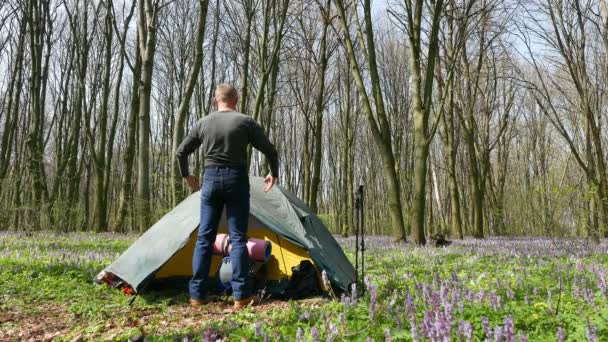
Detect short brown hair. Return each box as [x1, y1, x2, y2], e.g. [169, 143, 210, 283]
[215, 83, 238, 103]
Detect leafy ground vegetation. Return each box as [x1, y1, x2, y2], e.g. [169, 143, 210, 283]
[1, 232, 608, 341]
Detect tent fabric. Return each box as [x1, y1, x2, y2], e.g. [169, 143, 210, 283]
[103, 177, 355, 293]
[153, 217, 314, 282]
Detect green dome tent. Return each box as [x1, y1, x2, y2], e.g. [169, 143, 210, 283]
[98, 177, 355, 295]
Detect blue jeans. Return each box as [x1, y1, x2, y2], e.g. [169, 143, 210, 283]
[189, 166, 251, 300]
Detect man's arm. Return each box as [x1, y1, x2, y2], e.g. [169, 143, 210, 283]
[175, 122, 202, 190]
[248, 118, 279, 192]
[248, 118, 279, 178]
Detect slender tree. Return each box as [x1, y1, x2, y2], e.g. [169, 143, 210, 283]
[170, 0, 210, 206]
[333, 0, 408, 241]
[309, 0, 331, 213]
[136, 0, 162, 231]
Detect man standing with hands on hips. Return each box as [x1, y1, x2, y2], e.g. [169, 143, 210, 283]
[175, 83, 279, 310]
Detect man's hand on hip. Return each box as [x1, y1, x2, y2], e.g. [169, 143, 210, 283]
[263, 175, 278, 193]
[184, 175, 200, 191]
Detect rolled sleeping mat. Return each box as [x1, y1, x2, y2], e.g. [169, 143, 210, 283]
[245, 238, 272, 262]
[212, 234, 272, 262]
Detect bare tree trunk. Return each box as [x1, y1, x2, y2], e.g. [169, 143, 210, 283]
[445, 96, 463, 239]
[238, 0, 254, 114]
[136, 0, 160, 231]
[65, 1, 90, 230]
[405, 0, 445, 244]
[302, 120, 311, 202]
[334, 0, 407, 241]
[527, 0, 608, 240]
[261, 53, 280, 176]
[439, 5, 463, 239]
[93, 0, 114, 232]
[204, 0, 221, 116]
[114, 36, 142, 232]
[26, 0, 52, 229]
[104, 1, 136, 226]
[309, 0, 330, 213]
[246, 0, 288, 171]
[0, 15, 26, 191]
[170, 0, 210, 206]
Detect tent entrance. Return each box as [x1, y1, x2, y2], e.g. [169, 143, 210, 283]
[154, 224, 315, 292]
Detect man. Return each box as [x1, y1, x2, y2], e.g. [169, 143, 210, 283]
[175, 83, 279, 309]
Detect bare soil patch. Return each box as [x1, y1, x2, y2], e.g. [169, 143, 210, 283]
[0, 297, 327, 341]
[0, 303, 74, 341]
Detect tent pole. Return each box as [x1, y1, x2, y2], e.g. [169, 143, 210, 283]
[128, 293, 139, 306]
[355, 186, 359, 295]
[359, 184, 364, 296]
[355, 184, 365, 296]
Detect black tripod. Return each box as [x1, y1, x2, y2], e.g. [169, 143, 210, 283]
[355, 184, 365, 296]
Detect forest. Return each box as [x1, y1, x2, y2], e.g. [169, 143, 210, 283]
[2, 1, 608, 340]
[1, 0, 607, 243]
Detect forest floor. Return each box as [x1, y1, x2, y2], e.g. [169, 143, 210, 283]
[1, 232, 608, 341]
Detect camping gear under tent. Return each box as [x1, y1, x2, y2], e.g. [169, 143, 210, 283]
[98, 177, 356, 295]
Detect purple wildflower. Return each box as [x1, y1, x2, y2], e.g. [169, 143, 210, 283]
[518, 332, 528, 342]
[481, 317, 493, 340]
[202, 327, 218, 342]
[384, 328, 391, 342]
[409, 315, 419, 342]
[296, 327, 304, 342]
[405, 295, 415, 317]
[573, 284, 580, 300]
[457, 320, 473, 342]
[489, 291, 500, 310]
[503, 316, 515, 342]
[477, 289, 486, 304]
[599, 274, 607, 298]
[557, 327, 565, 342]
[327, 323, 338, 342]
[341, 294, 351, 311]
[254, 322, 262, 337]
[586, 319, 598, 342]
[576, 262, 585, 272]
[494, 325, 504, 342]
[369, 284, 377, 322]
[311, 327, 320, 342]
[420, 307, 453, 341]
[583, 288, 595, 305]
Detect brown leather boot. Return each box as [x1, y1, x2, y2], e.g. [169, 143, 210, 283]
[233, 295, 259, 310]
[189, 297, 210, 307]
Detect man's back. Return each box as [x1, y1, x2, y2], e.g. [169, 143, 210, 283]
[178, 83, 277, 308]
[176, 110, 279, 178]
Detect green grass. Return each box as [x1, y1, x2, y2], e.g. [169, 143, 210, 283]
[1, 232, 607, 341]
